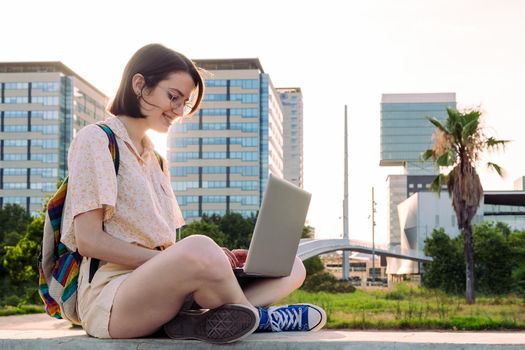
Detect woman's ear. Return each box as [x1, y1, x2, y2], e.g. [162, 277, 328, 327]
[131, 73, 145, 96]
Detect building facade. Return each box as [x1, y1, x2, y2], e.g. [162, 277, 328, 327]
[168, 59, 284, 221]
[390, 190, 525, 275]
[380, 93, 456, 248]
[277, 88, 304, 188]
[0, 62, 109, 215]
[380, 93, 457, 174]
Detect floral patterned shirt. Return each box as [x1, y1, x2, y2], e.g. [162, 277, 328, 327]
[61, 115, 185, 251]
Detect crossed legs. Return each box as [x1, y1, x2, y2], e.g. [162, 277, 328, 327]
[108, 235, 305, 338]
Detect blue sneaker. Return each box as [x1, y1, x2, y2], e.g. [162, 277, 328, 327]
[266, 304, 326, 332]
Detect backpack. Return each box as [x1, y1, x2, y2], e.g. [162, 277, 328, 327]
[37, 123, 165, 325]
[37, 123, 119, 324]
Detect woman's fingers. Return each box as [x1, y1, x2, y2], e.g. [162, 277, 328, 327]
[232, 249, 248, 267]
[221, 247, 239, 268]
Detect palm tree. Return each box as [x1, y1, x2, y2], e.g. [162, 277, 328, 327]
[422, 108, 508, 304]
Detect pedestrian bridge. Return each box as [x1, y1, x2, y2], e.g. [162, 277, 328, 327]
[297, 239, 432, 262]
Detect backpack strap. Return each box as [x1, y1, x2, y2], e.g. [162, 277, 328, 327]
[96, 123, 120, 175]
[153, 150, 165, 172]
[87, 124, 121, 283]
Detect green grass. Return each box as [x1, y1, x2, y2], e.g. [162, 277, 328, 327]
[3, 284, 525, 330]
[0, 304, 44, 317]
[279, 284, 525, 330]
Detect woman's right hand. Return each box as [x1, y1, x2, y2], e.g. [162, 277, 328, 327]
[221, 247, 239, 268]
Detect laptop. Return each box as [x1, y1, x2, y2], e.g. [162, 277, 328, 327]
[233, 174, 311, 278]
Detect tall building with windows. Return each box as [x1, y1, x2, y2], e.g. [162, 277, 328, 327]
[0, 62, 109, 215]
[380, 93, 456, 247]
[168, 59, 284, 221]
[278, 87, 304, 188]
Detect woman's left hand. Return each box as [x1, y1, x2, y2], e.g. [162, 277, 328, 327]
[231, 249, 248, 267]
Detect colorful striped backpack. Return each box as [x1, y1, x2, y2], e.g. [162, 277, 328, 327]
[37, 123, 120, 325]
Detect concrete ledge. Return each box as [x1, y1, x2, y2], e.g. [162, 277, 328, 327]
[1, 314, 525, 349]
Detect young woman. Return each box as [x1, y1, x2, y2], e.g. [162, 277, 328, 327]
[61, 43, 326, 344]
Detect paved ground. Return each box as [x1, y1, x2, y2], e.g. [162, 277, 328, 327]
[1, 314, 524, 349]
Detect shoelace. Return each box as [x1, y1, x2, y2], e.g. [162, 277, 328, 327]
[270, 306, 303, 331]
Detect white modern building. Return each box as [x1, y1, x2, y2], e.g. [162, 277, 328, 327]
[388, 190, 525, 275]
[277, 87, 304, 188]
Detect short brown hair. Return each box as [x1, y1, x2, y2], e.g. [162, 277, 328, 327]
[109, 43, 204, 118]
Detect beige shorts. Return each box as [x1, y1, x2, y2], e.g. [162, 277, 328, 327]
[77, 257, 133, 338]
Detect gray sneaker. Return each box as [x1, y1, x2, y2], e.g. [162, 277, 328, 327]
[163, 304, 259, 344]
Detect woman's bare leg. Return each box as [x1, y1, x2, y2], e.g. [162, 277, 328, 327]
[108, 235, 256, 338]
[242, 257, 306, 307]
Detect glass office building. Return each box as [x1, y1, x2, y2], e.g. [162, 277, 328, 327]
[380, 93, 456, 247]
[278, 88, 304, 189]
[0, 62, 109, 215]
[380, 93, 456, 175]
[168, 59, 284, 221]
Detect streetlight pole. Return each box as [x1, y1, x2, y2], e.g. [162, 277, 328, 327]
[342, 105, 349, 281]
[371, 187, 376, 283]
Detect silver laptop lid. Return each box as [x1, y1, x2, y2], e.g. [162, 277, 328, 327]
[243, 174, 311, 277]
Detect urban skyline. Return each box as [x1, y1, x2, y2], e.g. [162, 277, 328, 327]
[1, 1, 524, 243]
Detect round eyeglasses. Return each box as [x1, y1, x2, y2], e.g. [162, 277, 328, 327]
[157, 86, 195, 116]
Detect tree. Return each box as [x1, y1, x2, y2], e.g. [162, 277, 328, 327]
[473, 222, 513, 294]
[423, 228, 464, 293]
[0, 204, 32, 279]
[422, 108, 508, 303]
[201, 212, 256, 248]
[180, 220, 228, 246]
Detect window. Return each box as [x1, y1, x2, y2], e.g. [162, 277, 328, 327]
[32, 96, 59, 106]
[4, 140, 28, 147]
[230, 137, 257, 147]
[3, 168, 27, 176]
[203, 94, 227, 102]
[31, 154, 59, 163]
[4, 111, 27, 118]
[32, 125, 59, 134]
[172, 152, 199, 162]
[30, 182, 57, 192]
[230, 79, 258, 89]
[3, 197, 26, 205]
[172, 181, 199, 191]
[4, 96, 28, 104]
[205, 80, 227, 87]
[3, 182, 26, 189]
[231, 108, 258, 118]
[171, 166, 199, 176]
[230, 152, 258, 161]
[202, 166, 226, 174]
[31, 168, 58, 177]
[231, 166, 258, 176]
[230, 94, 258, 104]
[4, 154, 27, 161]
[4, 125, 28, 132]
[177, 196, 199, 205]
[201, 108, 227, 116]
[32, 82, 59, 92]
[32, 139, 59, 149]
[4, 82, 28, 90]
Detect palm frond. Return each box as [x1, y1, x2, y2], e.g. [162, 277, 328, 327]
[487, 162, 505, 177]
[429, 174, 447, 196]
[486, 137, 510, 150]
[436, 151, 452, 167]
[461, 118, 479, 142]
[421, 149, 434, 161]
[426, 116, 448, 133]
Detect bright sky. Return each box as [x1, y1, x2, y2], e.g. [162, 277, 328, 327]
[2, 0, 525, 243]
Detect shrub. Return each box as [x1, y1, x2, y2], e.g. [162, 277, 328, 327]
[301, 272, 355, 293]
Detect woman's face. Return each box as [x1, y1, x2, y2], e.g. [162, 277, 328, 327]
[140, 71, 196, 133]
